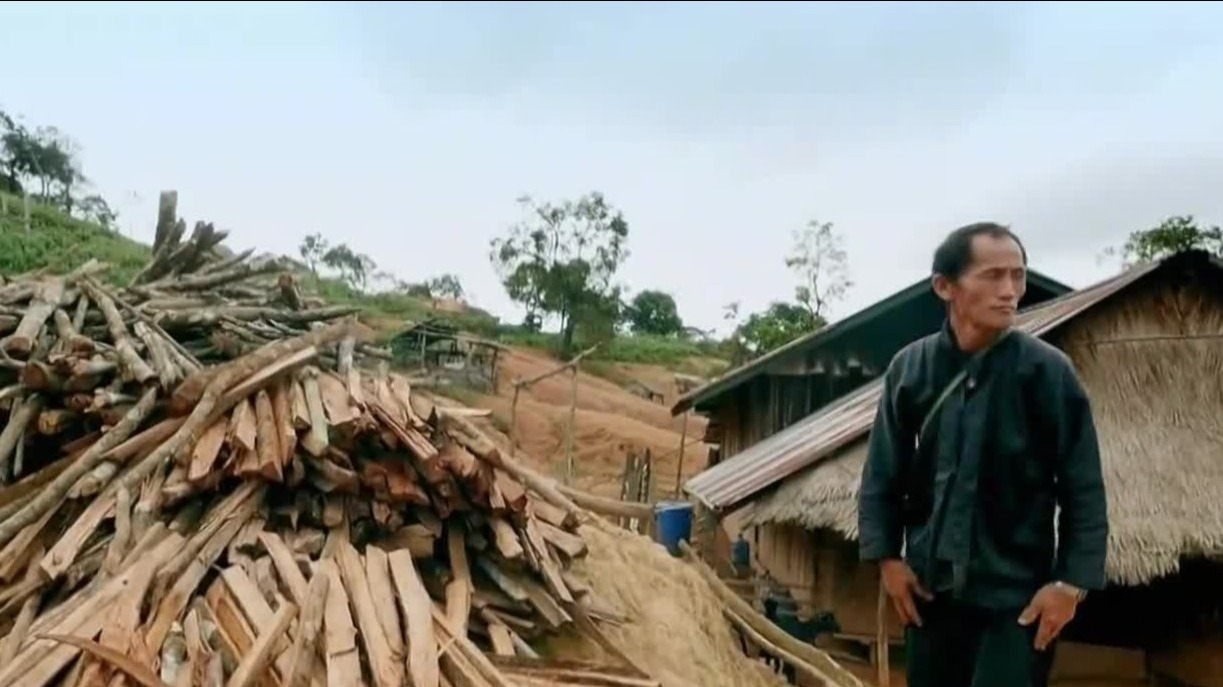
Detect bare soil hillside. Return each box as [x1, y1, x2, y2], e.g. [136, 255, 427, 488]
[444, 346, 714, 500]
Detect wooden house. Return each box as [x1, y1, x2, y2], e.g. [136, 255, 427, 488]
[388, 318, 507, 392]
[672, 269, 1070, 462]
[625, 379, 666, 405]
[670, 268, 1070, 571]
[685, 250, 1223, 686]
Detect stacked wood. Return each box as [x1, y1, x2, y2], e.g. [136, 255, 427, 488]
[0, 193, 654, 687]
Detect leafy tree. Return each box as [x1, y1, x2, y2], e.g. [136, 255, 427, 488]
[574, 286, 626, 345]
[786, 219, 852, 322]
[298, 233, 329, 277]
[627, 289, 684, 336]
[0, 114, 82, 208]
[489, 192, 630, 355]
[426, 273, 465, 300]
[322, 243, 376, 292]
[405, 282, 434, 298]
[77, 194, 118, 228]
[0, 108, 101, 220]
[0, 109, 36, 193]
[1107, 215, 1223, 268]
[726, 301, 822, 363]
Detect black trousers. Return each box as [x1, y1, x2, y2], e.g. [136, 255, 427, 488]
[905, 596, 1056, 687]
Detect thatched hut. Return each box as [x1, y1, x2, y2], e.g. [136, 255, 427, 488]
[685, 249, 1223, 685]
[669, 269, 1070, 577]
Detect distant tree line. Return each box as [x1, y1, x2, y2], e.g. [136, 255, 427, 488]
[486, 191, 854, 359]
[15, 101, 1209, 368]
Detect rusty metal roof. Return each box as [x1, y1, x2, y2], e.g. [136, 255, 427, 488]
[683, 257, 1171, 511]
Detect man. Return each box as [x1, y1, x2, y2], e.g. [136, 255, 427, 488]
[857, 222, 1109, 687]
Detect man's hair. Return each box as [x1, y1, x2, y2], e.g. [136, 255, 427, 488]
[931, 221, 1027, 281]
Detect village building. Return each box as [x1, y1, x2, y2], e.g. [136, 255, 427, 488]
[680, 249, 1223, 686]
[625, 378, 667, 405]
[388, 318, 507, 392]
[670, 267, 1071, 572]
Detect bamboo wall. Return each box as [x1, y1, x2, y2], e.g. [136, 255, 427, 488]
[705, 370, 874, 461]
[749, 524, 904, 641]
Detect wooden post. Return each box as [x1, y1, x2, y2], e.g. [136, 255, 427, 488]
[876, 578, 891, 687]
[672, 411, 689, 498]
[508, 344, 599, 485]
[23, 193, 31, 234]
[508, 385, 521, 458]
[564, 363, 578, 484]
[643, 447, 655, 504]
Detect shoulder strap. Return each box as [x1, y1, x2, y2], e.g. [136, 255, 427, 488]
[917, 328, 1013, 443]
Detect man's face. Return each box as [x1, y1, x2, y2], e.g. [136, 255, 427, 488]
[935, 233, 1028, 332]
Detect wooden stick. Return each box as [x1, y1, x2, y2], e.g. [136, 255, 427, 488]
[876, 578, 891, 687]
[225, 600, 298, 687]
[119, 320, 361, 500]
[0, 393, 42, 484]
[82, 279, 156, 385]
[0, 388, 158, 552]
[285, 564, 329, 687]
[678, 540, 864, 687]
[564, 364, 578, 484]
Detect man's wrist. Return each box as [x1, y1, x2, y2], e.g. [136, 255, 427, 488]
[1052, 580, 1087, 602]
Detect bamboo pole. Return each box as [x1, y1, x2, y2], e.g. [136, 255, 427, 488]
[564, 364, 578, 484]
[506, 344, 599, 484]
[672, 410, 689, 498]
[876, 578, 891, 686]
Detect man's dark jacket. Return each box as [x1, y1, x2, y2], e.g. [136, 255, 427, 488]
[857, 321, 1109, 610]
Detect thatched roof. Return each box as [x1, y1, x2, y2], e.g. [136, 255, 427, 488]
[744, 250, 1223, 587]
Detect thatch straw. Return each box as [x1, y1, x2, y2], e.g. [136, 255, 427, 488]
[747, 275, 1223, 588]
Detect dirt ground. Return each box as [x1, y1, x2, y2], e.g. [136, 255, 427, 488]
[449, 347, 715, 500]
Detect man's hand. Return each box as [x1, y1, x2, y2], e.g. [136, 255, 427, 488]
[880, 559, 933, 627]
[1018, 582, 1081, 651]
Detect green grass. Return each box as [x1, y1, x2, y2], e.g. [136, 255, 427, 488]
[309, 277, 503, 337]
[0, 191, 151, 284]
[0, 192, 730, 375]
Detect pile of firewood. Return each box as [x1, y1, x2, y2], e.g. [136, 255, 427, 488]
[0, 193, 658, 687]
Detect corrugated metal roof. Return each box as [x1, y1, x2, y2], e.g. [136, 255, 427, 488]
[683, 258, 1168, 511]
[671, 270, 1073, 416]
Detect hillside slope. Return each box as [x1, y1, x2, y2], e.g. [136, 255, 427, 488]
[0, 192, 150, 282]
[455, 346, 713, 499]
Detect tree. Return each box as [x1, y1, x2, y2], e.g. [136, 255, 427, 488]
[298, 233, 329, 277]
[1108, 215, 1223, 268]
[574, 286, 626, 345]
[426, 274, 465, 300]
[0, 104, 115, 225]
[489, 192, 630, 355]
[0, 115, 83, 209]
[626, 289, 684, 336]
[322, 243, 376, 292]
[77, 194, 117, 229]
[785, 219, 852, 322]
[729, 301, 821, 362]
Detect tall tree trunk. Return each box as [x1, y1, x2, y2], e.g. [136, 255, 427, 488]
[560, 311, 576, 358]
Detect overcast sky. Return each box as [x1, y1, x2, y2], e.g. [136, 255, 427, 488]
[3, 1, 1222, 335]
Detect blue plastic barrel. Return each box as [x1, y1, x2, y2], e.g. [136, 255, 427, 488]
[653, 500, 693, 556]
[731, 536, 751, 570]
